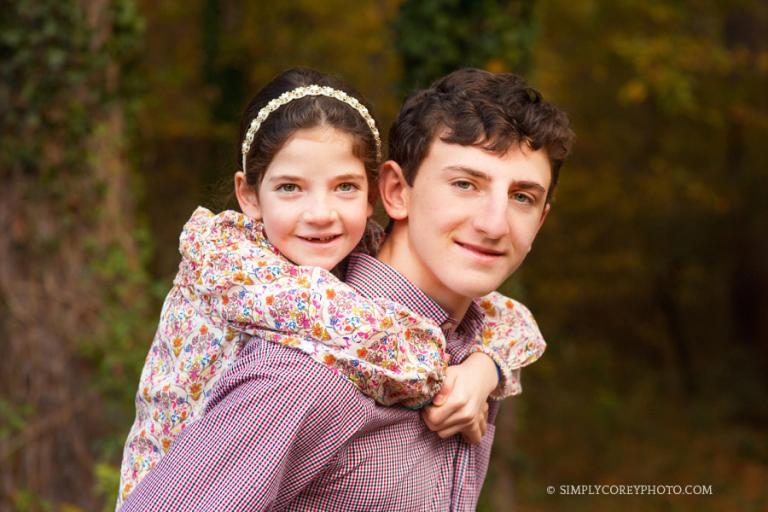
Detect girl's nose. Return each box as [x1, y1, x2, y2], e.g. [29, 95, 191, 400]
[301, 196, 338, 225]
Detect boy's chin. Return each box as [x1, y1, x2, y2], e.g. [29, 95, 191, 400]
[467, 287, 499, 299]
[448, 280, 504, 301]
[446, 266, 521, 300]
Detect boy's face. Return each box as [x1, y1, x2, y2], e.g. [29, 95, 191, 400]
[382, 138, 551, 313]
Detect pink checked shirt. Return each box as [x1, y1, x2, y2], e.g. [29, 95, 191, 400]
[121, 253, 529, 511]
[122, 254, 524, 511]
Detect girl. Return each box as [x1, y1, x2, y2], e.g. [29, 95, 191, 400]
[117, 68, 545, 505]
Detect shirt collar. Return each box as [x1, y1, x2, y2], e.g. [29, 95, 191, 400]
[345, 252, 484, 339]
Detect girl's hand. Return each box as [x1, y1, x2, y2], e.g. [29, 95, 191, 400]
[420, 352, 498, 444]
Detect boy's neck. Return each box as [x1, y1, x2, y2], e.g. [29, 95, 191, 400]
[376, 224, 472, 321]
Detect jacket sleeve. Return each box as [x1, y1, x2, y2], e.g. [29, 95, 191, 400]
[470, 291, 547, 400]
[181, 209, 447, 408]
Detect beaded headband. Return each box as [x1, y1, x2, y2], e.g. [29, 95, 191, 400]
[241, 84, 382, 171]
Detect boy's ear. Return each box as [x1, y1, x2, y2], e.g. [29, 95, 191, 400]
[528, 203, 551, 253]
[378, 160, 410, 221]
[234, 171, 261, 220]
[538, 203, 551, 230]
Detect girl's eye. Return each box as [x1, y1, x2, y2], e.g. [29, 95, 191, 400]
[337, 182, 359, 192]
[277, 183, 299, 193]
[512, 192, 533, 204]
[453, 180, 474, 191]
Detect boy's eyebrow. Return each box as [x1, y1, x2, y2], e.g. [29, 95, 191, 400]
[515, 181, 547, 194]
[444, 165, 489, 180]
[444, 165, 547, 194]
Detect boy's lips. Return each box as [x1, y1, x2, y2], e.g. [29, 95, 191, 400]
[454, 241, 506, 259]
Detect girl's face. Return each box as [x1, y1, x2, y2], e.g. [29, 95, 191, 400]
[251, 126, 372, 270]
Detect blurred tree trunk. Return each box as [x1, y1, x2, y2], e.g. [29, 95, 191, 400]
[0, 0, 147, 509]
[653, 263, 695, 395]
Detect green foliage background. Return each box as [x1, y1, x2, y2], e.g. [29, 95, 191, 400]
[1, 1, 766, 510]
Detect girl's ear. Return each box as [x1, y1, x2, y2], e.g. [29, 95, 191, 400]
[234, 171, 261, 220]
[378, 160, 410, 221]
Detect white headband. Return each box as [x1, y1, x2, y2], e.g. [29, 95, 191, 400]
[241, 84, 382, 171]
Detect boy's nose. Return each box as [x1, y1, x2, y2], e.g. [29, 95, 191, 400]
[472, 194, 510, 239]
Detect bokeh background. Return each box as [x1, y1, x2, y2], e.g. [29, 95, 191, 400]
[2, 1, 767, 511]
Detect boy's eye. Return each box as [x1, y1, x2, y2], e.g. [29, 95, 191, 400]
[337, 182, 359, 192]
[511, 192, 533, 204]
[277, 183, 299, 193]
[453, 180, 474, 190]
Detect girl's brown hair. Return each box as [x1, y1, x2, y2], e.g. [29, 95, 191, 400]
[239, 68, 380, 203]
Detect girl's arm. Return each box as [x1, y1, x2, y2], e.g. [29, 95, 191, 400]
[421, 292, 547, 443]
[179, 208, 447, 407]
[470, 291, 546, 399]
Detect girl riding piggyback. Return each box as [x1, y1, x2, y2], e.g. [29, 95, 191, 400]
[117, 67, 546, 505]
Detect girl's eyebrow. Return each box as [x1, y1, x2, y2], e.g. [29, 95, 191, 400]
[268, 172, 366, 182]
[266, 174, 303, 182]
[334, 173, 366, 182]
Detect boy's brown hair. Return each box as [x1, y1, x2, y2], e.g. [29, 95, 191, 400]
[388, 68, 574, 201]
